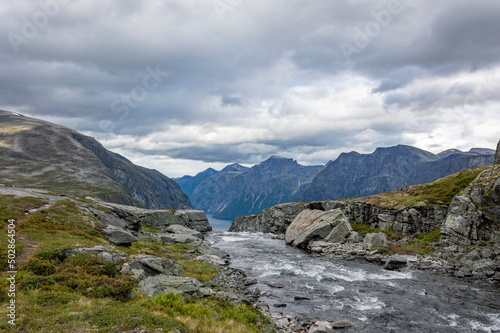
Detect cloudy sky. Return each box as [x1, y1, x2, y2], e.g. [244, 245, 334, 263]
[1, 0, 499, 177]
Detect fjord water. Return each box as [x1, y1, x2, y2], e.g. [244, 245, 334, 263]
[207, 232, 500, 333]
[206, 214, 233, 231]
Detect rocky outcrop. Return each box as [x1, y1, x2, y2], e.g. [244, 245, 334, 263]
[0, 110, 192, 209]
[141, 209, 212, 233]
[362, 233, 387, 250]
[285, 209, 352, 248]
[441, 165, 500, 247]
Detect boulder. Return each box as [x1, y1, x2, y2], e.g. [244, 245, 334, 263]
[102, 227, 139, 246]
[309, 321, 334, 333]
[166, 224, 204, 239]
[285, 209, 352, 248]
[363, 233, 387, 250]
[123, 256, 185, 280]
[159, 233, 203, 247]
[141, 210, 211, 233]
[65, 246, 128, 265]
[384, 254, 408, 271]
[138, 275, 206, 298]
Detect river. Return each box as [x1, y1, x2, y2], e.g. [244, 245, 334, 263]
[206, 232, 500, 333]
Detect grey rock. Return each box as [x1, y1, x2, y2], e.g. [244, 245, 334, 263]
[309, 321, 334, 333]
[363, 233, 387, 250]
[384, 254, 408, 271]
[471, 259, 497, 273]
[193, 254, 227, 267]
[102, 227, 139, 246]
[138, 275, 205, 298]
[141, 210, 211, 233]
[267, 282, 285, 288]
[331, 320, 352, 329]
[159, 233, 203, 247]
[124, 256, 185, 279]
[166, 224, 204, 239]
[65, 246, 128, 265]
[285, 209, 352, 248]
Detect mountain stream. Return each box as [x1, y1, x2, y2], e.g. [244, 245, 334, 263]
[207, 232, 500, 333]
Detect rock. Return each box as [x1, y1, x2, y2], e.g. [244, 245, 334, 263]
[309, 320, 334, 333]
[273, 303, 287, 308]
[166, 224, 204, 239]
[244, 279, 258, 286]
[294, 296, 310, 301]
[331, 320, 352, 329]
[285, 209, 352, 248]
[102, 227, 139, 246]
[275, 318, 290, 329]
[471, 259, 497, 274]
[267, 282, 285, 288]
[123, 256, 185, 280]
[159, 233, 203, 247]
[138, 275, 206, 298]
[196, 245, 229, 259]
[193, 254, 227, 267]
[495, 140, 500, 165]
[141, 210, 211, 233]
[384, 254, 408, 271]
[65, 246, 128, 265]
[441, 166, 500, 247]
[363, 232, 387, 250]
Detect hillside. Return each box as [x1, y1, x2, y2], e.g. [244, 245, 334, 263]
[0, 110, 191, 209]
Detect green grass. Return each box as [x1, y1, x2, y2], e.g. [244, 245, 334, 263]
[389, 228, 442, 255]
[0, 195, 273, 332]
[351, 223, 403, 241]
[364, 167, 484, 210]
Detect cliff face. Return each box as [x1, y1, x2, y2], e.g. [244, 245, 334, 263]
[301, 145, 494, 202]
[0, 110, 191, 209]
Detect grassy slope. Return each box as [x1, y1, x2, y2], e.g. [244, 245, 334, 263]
[0, 195, 274, 332]
[348, 167, 489, 255]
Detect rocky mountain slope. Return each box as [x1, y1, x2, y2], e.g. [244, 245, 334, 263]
[0, 110, 191, 209]
[301, 144, 494, 202]
[178, 157, 325, 219]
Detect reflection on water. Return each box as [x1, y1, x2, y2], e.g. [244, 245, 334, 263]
[206, 213, 233, 231]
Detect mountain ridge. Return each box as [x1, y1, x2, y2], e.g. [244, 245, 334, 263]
[0, 110, 191, 209]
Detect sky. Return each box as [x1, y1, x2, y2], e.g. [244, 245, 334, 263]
[1, 0, 499, 178]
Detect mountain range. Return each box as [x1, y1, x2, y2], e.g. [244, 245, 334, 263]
[177, 145, 495, 219]
[0, 110, 191, 209]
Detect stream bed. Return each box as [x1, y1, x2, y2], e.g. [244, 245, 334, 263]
[207, 232, 500, 333]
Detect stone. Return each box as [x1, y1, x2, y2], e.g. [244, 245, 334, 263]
[124, 256, 185, 279]
[65, 246, 128, 265]
[331, 320, 352, 329]
[141, 210, 211, 233]
[193, 254, 227, 267]
[471, 259, 497, 273]
[267, 282, 285, 288]
[363, 232, 387, 250]
[285, 209, 352, 248]
[309, 320, 334, 333]
[102, 227, 139, 246]
[159, 233, 203, 246]
[244, 279, 258, 286]
[384, 254, 408, 271]
[166, 224, 204, 239]
[138, 275, 205, 298]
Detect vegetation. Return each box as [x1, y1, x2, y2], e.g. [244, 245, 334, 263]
[388, 228, 442, 255]
[0, 195, 274, 332]
[363, 167, 484, 210]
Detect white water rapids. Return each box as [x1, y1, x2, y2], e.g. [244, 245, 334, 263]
[207, 232, 500, 333]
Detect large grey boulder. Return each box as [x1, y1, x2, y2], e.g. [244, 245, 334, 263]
[159, 233, 203, 247]
[141, 210, 211, 233]
[102, 227, 139, 246]
[363, 233, 387, 250]
[285, 209, 352, 248]
[384, 254, 408, 271]
[166, 224, 204, 239]
[123, 256, 185, 280]
[229, 214, 265, 233]
[138, 275, 206, 298]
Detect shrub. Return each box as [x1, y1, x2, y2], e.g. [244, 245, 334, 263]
[22, 258, 56, 276]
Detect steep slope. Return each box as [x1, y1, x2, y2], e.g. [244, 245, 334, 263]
[0, 110, 191, 209]
[302, 145, 494, 202]
[187, 157, 325, 219]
